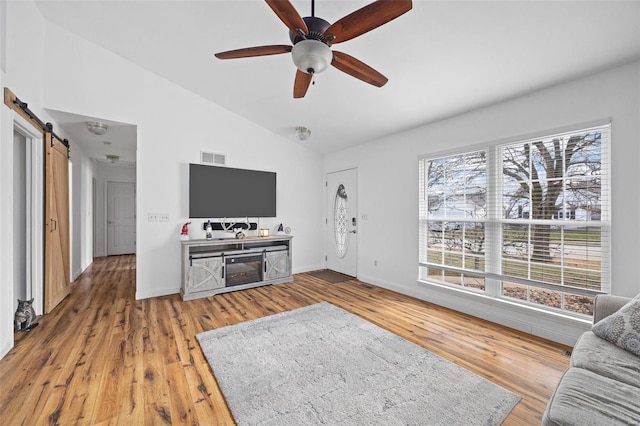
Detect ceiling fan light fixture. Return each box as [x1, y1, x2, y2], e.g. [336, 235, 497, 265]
[291, 39, 332, 74]
[87, 121, 108, 135]
[295, 126, 311, 141]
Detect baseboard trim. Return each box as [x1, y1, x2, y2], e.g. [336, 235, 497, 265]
[135, 287, 179, 300]
[0, 337, 13, 360]
[357, 273, 590, 346]
[293, 263, 326, 275]
[72, 268, 83, 282]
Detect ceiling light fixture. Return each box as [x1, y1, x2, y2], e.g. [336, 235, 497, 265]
[291, 39, 332, 75]
[87, 121, 108, 135]
[295, 126, 311, 141]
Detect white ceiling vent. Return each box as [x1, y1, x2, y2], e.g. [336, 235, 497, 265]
[201, 151, 226, 165]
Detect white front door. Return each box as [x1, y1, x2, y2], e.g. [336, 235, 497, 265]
[107, 181, 136, 255]
[326, 169, 357, 277]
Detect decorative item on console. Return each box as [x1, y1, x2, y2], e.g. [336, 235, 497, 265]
[201, 218, 262, 239]
[220, 217, 251, 239]
[205, 220, 213, 240]
[180, 222, 191, 241]
[259, 228, 270, 237]
[274, 224, 292, 235]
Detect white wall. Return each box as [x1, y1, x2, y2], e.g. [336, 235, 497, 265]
[0, 0, 50, 358]
[1, 1, 105, 358]
[0, 70, 12, 359]
[0, 74, 16, 357]
[70, 142, 95, 280]
[94, 163, 136, 258]
[40, 21, 325, 300]
[0, 0, 6, 73]
[324, 61, 640, 345]
[0, 0, 47, 359]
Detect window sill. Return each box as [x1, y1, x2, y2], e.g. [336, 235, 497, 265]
[416, 279, 592, 345]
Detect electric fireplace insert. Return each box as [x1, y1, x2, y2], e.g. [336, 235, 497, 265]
[225, 253, 263, 287]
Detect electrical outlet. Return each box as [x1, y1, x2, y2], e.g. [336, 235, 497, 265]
[148, 213, 159, 222]
[159, 214, 169, 222]
[361, 213, 369, 220]
[374, 260, 378, 266]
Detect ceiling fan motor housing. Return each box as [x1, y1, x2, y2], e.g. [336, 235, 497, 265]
[290, 16, 333, 75]
[289, 16, 331, 44]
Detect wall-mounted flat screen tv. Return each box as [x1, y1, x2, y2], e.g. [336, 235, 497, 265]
[189, 164, 277, 218]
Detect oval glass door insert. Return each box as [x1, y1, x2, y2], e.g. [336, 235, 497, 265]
[334, 184, 349, 258]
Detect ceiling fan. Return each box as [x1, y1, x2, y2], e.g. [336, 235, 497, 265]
[214, 0, 413, 98]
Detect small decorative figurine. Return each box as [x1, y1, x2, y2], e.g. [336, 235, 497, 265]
[180, 222, 191, 241]
[205, 220, 213, 240]
[277, 223, 285, 235]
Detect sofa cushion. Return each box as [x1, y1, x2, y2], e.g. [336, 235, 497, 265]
[542, 368, 640, 426]
[592, 293, 640, 356]
[571, 331, 640, 388]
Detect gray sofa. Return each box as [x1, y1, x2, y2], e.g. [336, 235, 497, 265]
[542, 294, 640, 425]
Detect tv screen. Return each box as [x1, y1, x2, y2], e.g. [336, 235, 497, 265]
[189, 164, 277, 218]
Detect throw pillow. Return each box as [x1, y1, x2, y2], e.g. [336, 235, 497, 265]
[592, 294, 640, 357]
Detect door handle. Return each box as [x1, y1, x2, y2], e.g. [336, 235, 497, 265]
[350, 230, 357, 234]
[50, 219, 57, 232]
[107, 221, 114, 225]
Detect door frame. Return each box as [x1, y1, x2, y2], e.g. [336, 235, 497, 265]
[13, 113, 44, 315]
[325, 167, 358, 277]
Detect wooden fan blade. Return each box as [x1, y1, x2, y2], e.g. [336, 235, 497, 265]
[293, 69, 312, 98]
[324, 0, 412, 44]
[215, 45, 292, 60]
[331, 51, 388, 87]
[265, 0, 308, 35]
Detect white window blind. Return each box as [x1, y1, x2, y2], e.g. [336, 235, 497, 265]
[419, 124, 610, 317]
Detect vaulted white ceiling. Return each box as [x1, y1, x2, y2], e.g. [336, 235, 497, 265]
[36, 1, 640, 157]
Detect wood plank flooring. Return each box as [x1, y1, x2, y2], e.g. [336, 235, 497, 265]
[0, 255, 570, 425]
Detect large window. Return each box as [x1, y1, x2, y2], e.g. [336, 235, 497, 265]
[418, 124, 610, 317]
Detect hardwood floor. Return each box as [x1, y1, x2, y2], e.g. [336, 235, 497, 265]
[1, 255, 570, 425]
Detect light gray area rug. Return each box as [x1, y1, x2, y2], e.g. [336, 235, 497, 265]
[197, 302, 520, 425]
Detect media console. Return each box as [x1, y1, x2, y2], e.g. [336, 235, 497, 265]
[180, 235, 293, 301]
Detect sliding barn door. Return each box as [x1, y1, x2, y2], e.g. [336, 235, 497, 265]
[44, 132, 70, 313]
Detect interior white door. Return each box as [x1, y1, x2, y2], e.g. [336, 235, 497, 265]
[107, 181, 136, 255]
[326, 168, 357, 277]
